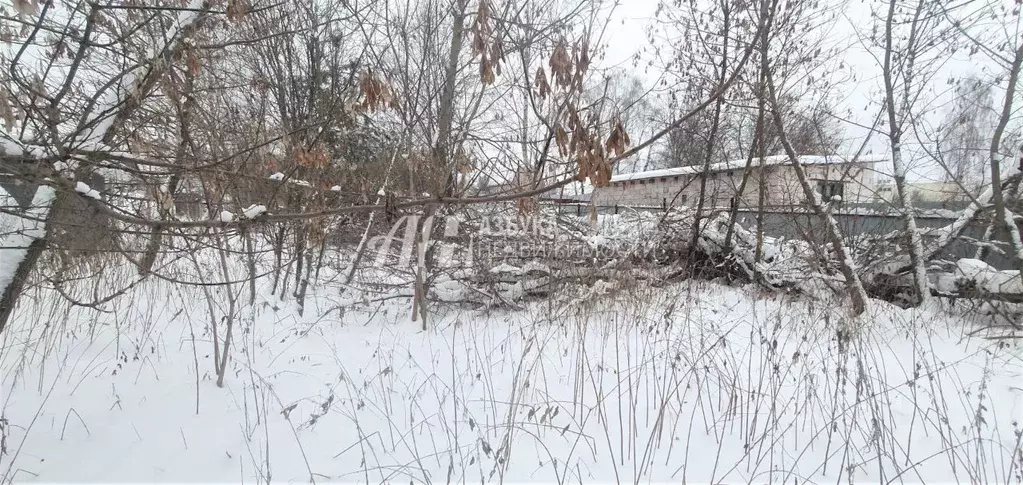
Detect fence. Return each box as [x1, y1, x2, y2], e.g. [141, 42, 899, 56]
[549, 201, 1015, 270]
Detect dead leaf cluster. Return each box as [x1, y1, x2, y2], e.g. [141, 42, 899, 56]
[0, 89, 16, 130]
[570, 115, 630, 187]
[471, 0, 505, 85]
[294, 146, 330, 170]
[358, 68, 395, 112]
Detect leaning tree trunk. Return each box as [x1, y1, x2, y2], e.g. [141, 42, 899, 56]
[0, 187, 56, 333]
[987, 42, 1023, 273]
[0, 4, 210, 332]
[765, 69, 868, 317]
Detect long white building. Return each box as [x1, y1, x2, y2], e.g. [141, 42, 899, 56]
[593, 155, 886, 208]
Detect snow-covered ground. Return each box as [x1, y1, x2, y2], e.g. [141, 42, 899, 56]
[1, 259, 1020, 484]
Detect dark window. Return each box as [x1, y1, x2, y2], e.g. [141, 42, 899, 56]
[660, 177, 667, 182]
[817, 181, 845, 202]
[673, 176, 680, 181]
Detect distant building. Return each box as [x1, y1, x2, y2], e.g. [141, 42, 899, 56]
[875, 181, 971, 207]
[593, 155, 885, 209]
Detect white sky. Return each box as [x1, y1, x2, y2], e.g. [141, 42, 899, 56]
[595, 0, 1016, 183]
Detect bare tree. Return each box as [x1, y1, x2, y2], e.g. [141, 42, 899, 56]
[922, 2, 1023, 274]
[877, 0, 940, 306]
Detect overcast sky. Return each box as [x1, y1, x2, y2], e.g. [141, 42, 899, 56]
[594, 0, 1014, 183]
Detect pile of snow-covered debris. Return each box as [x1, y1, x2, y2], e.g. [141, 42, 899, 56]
[417, 206, 832, 306]
[931, 258, 1023, 297]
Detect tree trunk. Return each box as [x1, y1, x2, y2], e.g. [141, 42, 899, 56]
[270, 225, 287, 294]
[215, 235, 237, 388]
[0, 6, 209, 332]
[764, 68, 868, 317]
[882, 0, 929, 306]
[245, 229, 257, 305]
[0, 186, 56, 332]
[988, 42, 1023, 272]
[688, 2, 730, 266]
[725, 68, 768, 248]
[436, 0, 468, 197]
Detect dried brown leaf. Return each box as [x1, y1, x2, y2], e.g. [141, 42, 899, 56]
[0, 89, 14, 129]
[480, 57, 495, 85]
[554, 124, 568, 157]
[534, 67, 550, 100]
[187, 51, 201, 76]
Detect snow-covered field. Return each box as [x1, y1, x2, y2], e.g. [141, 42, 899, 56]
[1, 262, 1021, 483]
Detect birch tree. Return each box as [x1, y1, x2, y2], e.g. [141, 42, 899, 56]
[921, 2, 1023, 273]
[877, 0, 941, 306]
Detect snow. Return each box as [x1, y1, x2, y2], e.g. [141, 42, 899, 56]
[955, 258, 995, 279]
[489, 262, 523, 275]
[0, 137, 24, 156]
[929, 258, 1023, 295]
[583, 234, 608, 249]
[74, 181, 101, 199]
[521, 261, 551, 274]
[52, 160, 76, 173]
[431, 275, 468, 302]
[1, 267, 1019, 483]
[267, 173, 312, 188]
[377, 187, 386, 196]
[950, 258, 1023, 294]
[242, 204, 266, 219]
[330, 185, 342, 192]
[612, 154, 889, 182]
[218, 211, 235, 223]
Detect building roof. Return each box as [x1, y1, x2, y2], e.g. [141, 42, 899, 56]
[611, 154, 888, 183]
